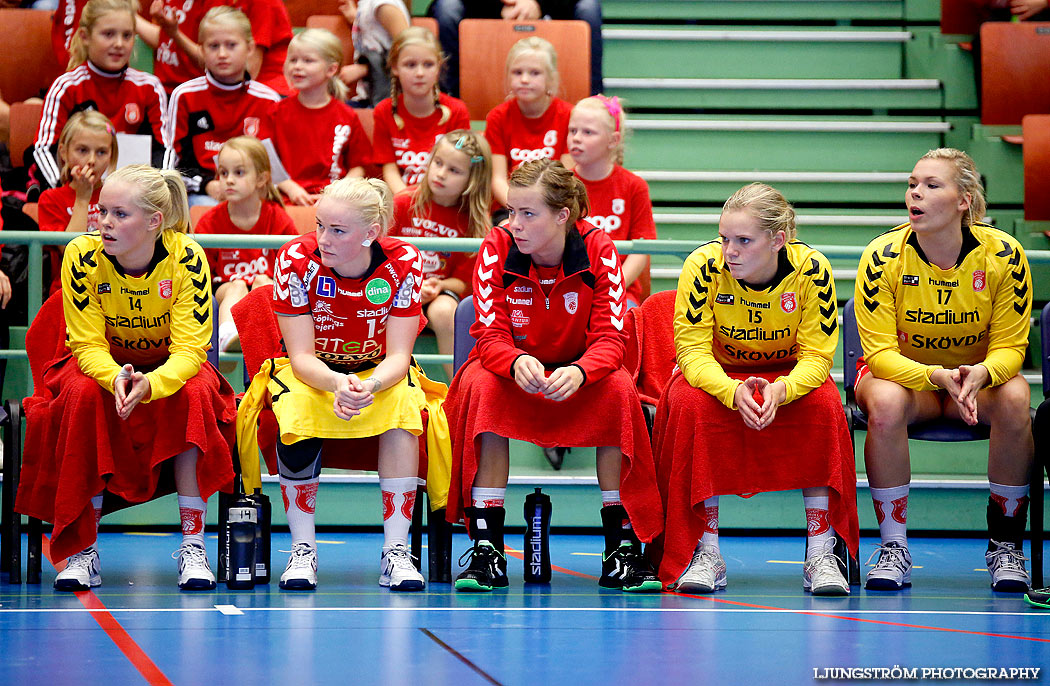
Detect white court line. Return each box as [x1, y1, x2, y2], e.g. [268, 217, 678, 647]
[0, 606, 1047, 618]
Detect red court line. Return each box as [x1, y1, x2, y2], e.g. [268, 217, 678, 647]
[44, 535, 175, 686]
[521, 543, 1049, 644]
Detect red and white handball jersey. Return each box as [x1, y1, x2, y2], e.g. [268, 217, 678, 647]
[163, 72, 280, 192]
[577, 165, 657, 304]
[34, 62, 169, 188]
[272, 233, 424, 368]
[194, 199, 298, 285]
[484, 98, 571, 171]
[273, 97, 372, 195]
[371, 93, 471, 186]
[389, 186, 476, 284]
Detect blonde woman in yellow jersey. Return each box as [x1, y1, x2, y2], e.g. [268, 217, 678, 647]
[653, 183, 857, 596]
[855, 148, 1033, 593]
[16, 164, 236, 592]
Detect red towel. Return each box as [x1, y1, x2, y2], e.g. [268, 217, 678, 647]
[443, 356, 664, 542]
[627, 290, 676, 407]
[16, 354, 236, 562]
[652, 370, 858, 587]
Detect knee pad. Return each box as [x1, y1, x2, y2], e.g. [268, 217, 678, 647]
[276, 437, 323, 480]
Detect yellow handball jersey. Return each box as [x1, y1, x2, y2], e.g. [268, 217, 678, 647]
[854, 222, 1031, 391]
[674, 240, 839, 409]
[61, 229, 213, 401]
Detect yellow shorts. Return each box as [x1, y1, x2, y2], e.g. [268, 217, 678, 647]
[269, 358, 425, 444]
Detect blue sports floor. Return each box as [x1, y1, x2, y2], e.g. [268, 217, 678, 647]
[1, 532, 1047, 685]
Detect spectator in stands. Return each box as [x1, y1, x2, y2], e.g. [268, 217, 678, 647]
[371, 26, 470, 195]
[33, 0, 168, 193]
[428, 0, 603, 98]
[338, 0, 411, 107]
[273, 28, 370, 206]
[484, 36, 573, 209]
[855, 148, 1033, 593]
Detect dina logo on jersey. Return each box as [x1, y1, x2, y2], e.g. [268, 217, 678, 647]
[715, 293, 734, 305]
[365, 278, 392, 305]
[316, 276, 336, 298]
[972, 270, 986, 292]
[563, 291, 578, 314]
[902, 275, 920, 286]
[780, 292, 797, 313]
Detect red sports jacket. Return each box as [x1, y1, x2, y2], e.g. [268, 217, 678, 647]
[470, 223, 628, 385]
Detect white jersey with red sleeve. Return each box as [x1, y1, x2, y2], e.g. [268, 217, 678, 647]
[194, 199, 299, 286]
[389, 187, 476, 285]
[484, 97, 571, 171]
[163, 73, 280, 193]
[577, 165, 657, 305]
[273, 97, 372, 195]
[470, 223, 627, 385]
[271, 233, 424, 369]
[33, 62, 169, 189]
[371, 93, 471, 186]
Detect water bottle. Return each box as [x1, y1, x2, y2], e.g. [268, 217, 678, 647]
[225, 496, 257, 590]
[247, 488, 271, 584]
[523, 488, 552, 583]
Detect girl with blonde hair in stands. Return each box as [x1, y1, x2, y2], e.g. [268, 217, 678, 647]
[37, 110, 119, 295]
[16, 164, 236, 592]
[484, 37, 574, 208]
[371, 26, 470, 195]
[389, 129, 493, 380]
[238, 176, 452, 592]
[33, 0, 168, 194]
[569, 95, 656, 309]
[192, 136, 298, 352]
[273, 28, 371, 207]
[855, 148, 1033, 593]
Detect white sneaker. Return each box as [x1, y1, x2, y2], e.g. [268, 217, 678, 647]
[986, 540, 1030, 593]
[674, 544, 726, 593]
[380, 544, 425, 591]
[803, 538, 850, 596]
[54, 547, 101, 591]
[174, 542, 216, 590]
[865, 542, 912, 590]
[279, 542, 318, 590]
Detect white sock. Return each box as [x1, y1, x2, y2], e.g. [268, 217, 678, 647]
[600, 489, 622, 506]
[698, 496, 719, 553]
[989, 481, 1029, 517]
[280, 475, 319, 548]
[178, 495, 206, 548]
[471, 486, 506, 509]
[870, 485, 909, 546]
[380, 476, 418, 549]
[803, 494, 833, 558]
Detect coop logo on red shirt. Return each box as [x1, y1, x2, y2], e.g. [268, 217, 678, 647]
[243, 117, 260, 137]
[780, 292, 797, 313]
[972, 270, 986, 292]
[124, 103, 141, 125]
[159, 279, 172, 299]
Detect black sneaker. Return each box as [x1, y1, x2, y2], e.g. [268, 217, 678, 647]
[454, 543, 509, 592]
[1024, 587, 1050, 609]
[599, 544, 662, 593]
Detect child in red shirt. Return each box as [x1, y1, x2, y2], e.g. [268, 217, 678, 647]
[34, 0, 168, 191]
[164, 5, 280, 206]
[484, 37, 573, 208]
[570, 95, 656, 308]
[194, 136, 297, 351]
[274, 28, 371, 206]
[389, 129, 492, 379]
[371, 26, 470, 195]
[37, 110, 118, 294]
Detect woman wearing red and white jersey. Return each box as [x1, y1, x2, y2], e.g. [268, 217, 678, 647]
[445, 159, 662, 593]
[236, 176, 450, 592]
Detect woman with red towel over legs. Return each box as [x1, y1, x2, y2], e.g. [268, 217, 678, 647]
[444, 159, 662, 593]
